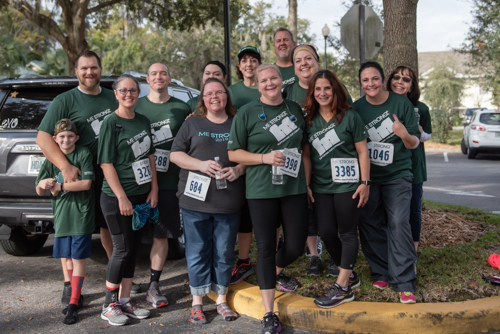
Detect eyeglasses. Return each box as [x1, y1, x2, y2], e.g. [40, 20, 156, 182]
[116, 89, 139, 95]
[203, 90, 227, 98]
[392, 75, 412, 83]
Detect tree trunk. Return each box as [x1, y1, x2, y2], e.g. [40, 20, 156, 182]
[382, 0, 419, 77]
[288, 0, 297, 42]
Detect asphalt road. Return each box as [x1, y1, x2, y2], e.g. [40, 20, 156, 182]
[0, 236, 323, 334]
[424, 150, 500, 212]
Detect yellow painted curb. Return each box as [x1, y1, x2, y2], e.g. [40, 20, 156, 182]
[208, 282, 500, 333]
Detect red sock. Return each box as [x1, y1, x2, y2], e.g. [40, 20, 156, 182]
[67, 269, 73, 281]
[70, 275, 84, 305]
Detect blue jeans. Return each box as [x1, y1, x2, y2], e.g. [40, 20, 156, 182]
[410, 183, 423, 242]
[181, 208, 240, 296]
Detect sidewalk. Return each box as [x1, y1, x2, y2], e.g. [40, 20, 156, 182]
[209, 282, 500, 334]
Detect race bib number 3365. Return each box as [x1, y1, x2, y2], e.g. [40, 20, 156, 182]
[367, 142, 394, 166]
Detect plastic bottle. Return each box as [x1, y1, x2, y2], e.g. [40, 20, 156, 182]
[214, 156, 227, 190]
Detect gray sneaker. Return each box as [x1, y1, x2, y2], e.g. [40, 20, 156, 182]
[147, 281, 168, 308]
[121, 300, 150, 319]
[101, 303, 130, 326]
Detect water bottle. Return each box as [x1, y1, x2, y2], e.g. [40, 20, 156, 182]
[214, 156, 227, 190]
[272, 165, 283, 185]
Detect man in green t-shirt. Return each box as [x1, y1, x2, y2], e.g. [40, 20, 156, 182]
[36, 119, 94, 325]
[274, 28, 298, 87]
[135, 62, 191, 308]
[36, 50, 117, 302]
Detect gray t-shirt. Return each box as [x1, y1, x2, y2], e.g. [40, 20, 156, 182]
[171, 116, 245, 214]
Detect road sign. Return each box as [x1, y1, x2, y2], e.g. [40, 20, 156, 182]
[340, 4, 383, 60]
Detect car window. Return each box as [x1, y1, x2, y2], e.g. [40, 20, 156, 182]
[170, 89, 191, 102]
[479, 113, 500, 125]
[0, 88, 68, 130]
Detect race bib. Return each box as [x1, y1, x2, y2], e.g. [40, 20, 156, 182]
[279, 148, 302, 178]
[184, 172, 210, 201]
[367, 142, 394, 166]
[330, 158, 359, 183]
[154, 149, 170, 173]
[132, 158, 152, 185]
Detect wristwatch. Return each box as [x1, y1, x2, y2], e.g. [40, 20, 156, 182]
[360, 180, 371, 186]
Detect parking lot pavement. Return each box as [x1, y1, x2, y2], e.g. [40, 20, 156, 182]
[0, 235, 322, 334]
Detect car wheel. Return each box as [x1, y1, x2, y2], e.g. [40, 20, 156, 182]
[461, 138, 468, 155]
[0, 226, 48, 256]
[467, 148, 477, 159]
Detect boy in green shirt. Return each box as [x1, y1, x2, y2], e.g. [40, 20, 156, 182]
[36, 119, 95, 325]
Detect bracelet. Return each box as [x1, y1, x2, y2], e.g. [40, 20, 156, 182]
[261, 153, 264, 164]
[61, 183, 64, 191]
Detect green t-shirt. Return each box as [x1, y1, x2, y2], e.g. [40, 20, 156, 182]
[187, 95, 200, 113]
[228, 81, 261, 109]
[306, 110, 369, 194]
[228, 99, 307, 199]
[135, 96, 191, 190]
[36, 145, 95, 237]
[285, 82, 354, 108]
[353, 92, 420, 183]
[411, 101, 432, 184]
[98, 112, 155, 197]
[38, 87, 118, 157]
[277, 65, 297, 87]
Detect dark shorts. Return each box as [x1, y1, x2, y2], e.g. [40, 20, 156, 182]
[53, 234, 92, 259]
[154, 189, 182, 238]
[93, 163, 107, 229]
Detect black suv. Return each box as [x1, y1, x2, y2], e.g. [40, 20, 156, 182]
[0, 73, 199, 256]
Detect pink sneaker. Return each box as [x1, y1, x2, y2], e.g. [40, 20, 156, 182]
[372, 281, 389, 289]
[400, 291, 416, 304]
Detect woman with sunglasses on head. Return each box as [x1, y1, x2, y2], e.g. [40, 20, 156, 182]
[353, 61, 420, 304]
[98, 74, 157, 326]
[187, 61, 228, 112]
[228, 64, 308, 334]
[228, 46, 262, 109]
[387, 66, 432, 253]
[302, 70, 370, 308]
[170, 78, 246, 325]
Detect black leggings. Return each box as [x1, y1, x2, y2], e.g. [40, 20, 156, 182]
[100, 192, 148, 284]
[247, 193, 308, 290]
[313, 191, 359, 269]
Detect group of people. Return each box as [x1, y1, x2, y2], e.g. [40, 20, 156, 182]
[34, 26, 431, 334]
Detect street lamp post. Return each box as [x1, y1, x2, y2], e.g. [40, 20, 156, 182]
[322, 24, 330, 70]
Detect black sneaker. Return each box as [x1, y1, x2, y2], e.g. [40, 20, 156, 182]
[314, 283, 354, 308]
[261, 312, 281, 334]
[276, 270, 299, 292]
[62, 304, 78, 325]
[305, 255, 321, 276]
[325, 257, 340, 277]
[349, 271, 360, 289]
[61, 283, 71, 307]
[230, 259, 255, 285]
[61, 295, 84, 315]
[131, 282, 141, 294]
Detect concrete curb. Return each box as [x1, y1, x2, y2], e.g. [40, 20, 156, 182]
[208, 282, 500, 333]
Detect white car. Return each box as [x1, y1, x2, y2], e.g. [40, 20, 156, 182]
[461, 109, 500, 159]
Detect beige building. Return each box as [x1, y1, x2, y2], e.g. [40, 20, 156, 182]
[418, 51, 495, 109]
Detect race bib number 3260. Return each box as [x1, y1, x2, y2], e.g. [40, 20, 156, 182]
[132, 158, 152, 185]
[367, 142, 394, 166]
[184, 172, 210, 201]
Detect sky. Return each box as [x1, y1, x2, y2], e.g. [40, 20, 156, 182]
[249, 0, 474, 54]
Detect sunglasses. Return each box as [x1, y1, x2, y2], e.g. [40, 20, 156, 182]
[392, 75, 412, 83]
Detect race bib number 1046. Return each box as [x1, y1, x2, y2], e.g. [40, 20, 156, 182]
[367, 142, 394, 166]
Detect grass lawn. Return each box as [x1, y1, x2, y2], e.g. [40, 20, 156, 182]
[430, 129, 463, 146]
[242, 201, 500, 303]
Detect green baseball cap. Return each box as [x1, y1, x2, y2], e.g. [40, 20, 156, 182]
[237, 45, 261, 59]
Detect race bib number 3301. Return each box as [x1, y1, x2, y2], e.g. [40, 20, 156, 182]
[367, 142, 394, 166]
